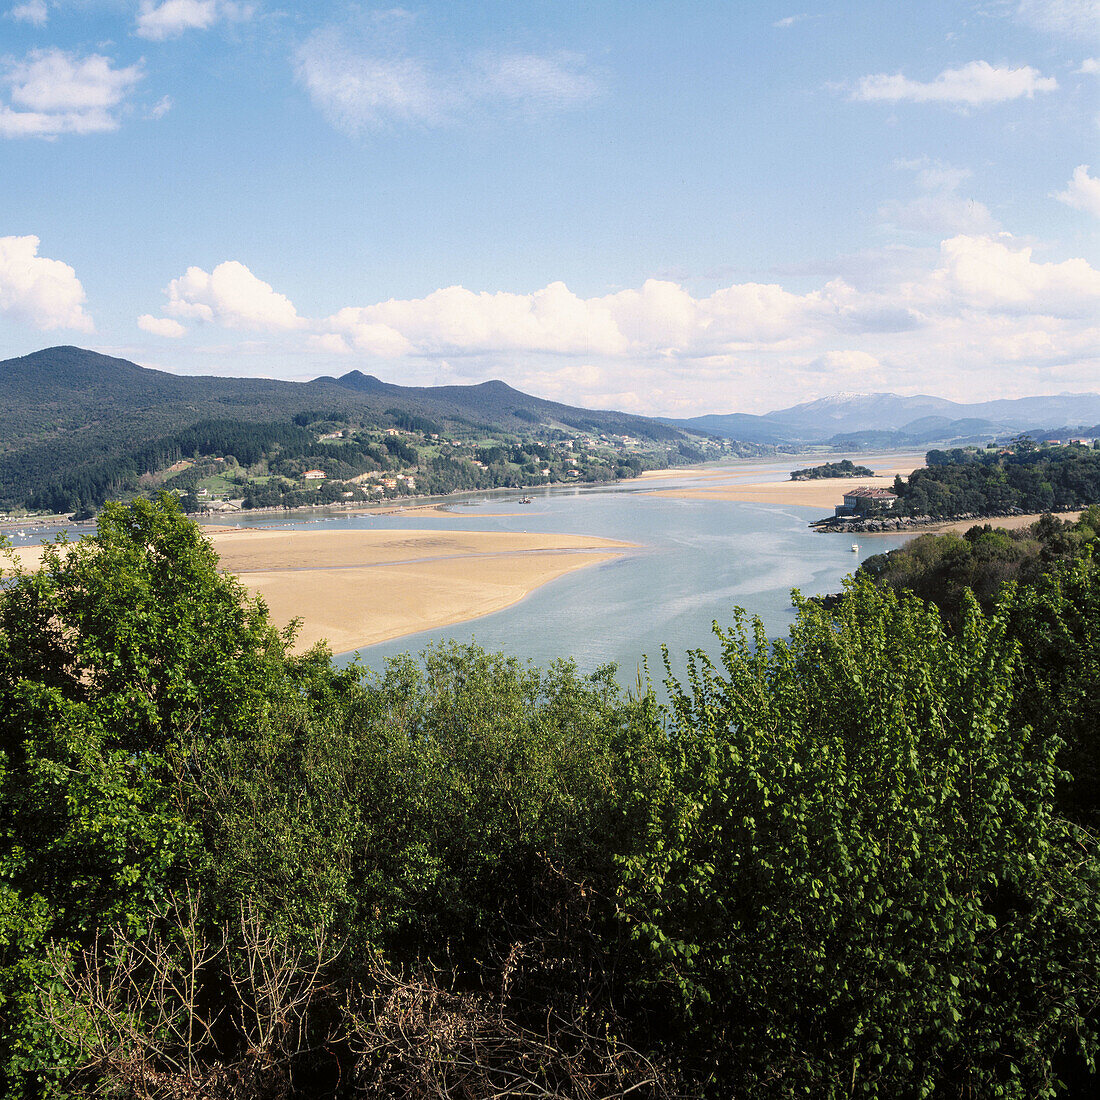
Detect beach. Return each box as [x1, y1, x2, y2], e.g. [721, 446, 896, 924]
[6, 456, 1086, 657]
[642, 454, 926, 508]
[7, 527, 632, 654]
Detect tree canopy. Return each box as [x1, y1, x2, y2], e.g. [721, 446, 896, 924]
[1, 496, 1097, 1097]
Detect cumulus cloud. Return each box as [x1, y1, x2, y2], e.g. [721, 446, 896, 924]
[135, 0, 252, 42]
[0, 235, 93, 331]
[308, 332, 351, 355]
[163, 261, 304, 331]
[294, 20, 599, 134]
[927, 234, 1100, 316]
[1077, 57, 1100, 73]
[0, 49, 144, 138]
[138, 313, 186, 337]
[321, 277, 824, 362]
[1054, 164, 1100, 217]
[313, 239, 1100, 367]
[154, 235, 1100, 413]
[852, 60, 1057, 105]
[8, 0, 47, 26]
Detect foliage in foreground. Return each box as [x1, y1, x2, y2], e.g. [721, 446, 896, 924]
[857, 508, 1100, 831]
[0, 496, 1097, 1097]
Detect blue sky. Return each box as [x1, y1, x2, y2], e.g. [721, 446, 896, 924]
[1, 1, 1098, 414]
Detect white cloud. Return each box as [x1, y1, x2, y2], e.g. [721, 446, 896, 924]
[0, 235, 93, 331]
[300, 234, 1100, 412]
[135, 0, 252, 42]
[159, 235, 1100, 414]
[309, 332, 351, 355]
[809, 350, 882, 375]
[294, 21, 599, 134]
[773, 14, 807, 28]
[928, 234, 1100, 316]
[1015, 1, 1100, 39]
[481, 53, 600, 109]
[163, 261, 304, 331]
[8, 0, 47, 26]
[321, 277, 832, 362]
[295, 32, 442, 131]
[1077, 57, 1100, 73]
[1054, 164, 1100, 217]
[879, 160, 1000, 235]
[138, 313, 186, 337]
[0, 49, 144, 138]
[852, 60, 1058, 105]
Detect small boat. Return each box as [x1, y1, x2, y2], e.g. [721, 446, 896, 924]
[518, 496, 533, 504]
[851, 543, 859, 553]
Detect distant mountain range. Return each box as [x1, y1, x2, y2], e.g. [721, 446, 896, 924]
[662, 392, 1100, 447]
[4, 347, 1099, 514]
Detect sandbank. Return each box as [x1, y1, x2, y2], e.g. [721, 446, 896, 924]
[645, 455, 925, 508]
[7, 527, 632, 655]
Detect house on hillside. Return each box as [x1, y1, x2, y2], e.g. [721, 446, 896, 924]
[303, 469, 326, 480]
[835, 487, 898, 518]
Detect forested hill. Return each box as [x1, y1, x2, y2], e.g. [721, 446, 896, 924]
[0, 347, 717, 513]
[0, 346, 682, 441]
[891, 441, 1100, 518]
[317, 369, 685, 440]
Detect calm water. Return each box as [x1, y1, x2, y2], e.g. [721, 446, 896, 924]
[7, 460, 913, 686]
[195, 457, 915, 686]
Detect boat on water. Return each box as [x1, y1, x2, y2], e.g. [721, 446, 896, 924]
[518, 496, 533, 504]
[851, 543, 859, 553]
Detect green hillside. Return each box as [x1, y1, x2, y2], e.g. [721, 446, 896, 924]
[0, 347, 734, 513]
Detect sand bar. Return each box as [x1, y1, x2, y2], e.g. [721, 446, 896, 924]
[7, 527, 632, 654]
[645, 455, 926, 508]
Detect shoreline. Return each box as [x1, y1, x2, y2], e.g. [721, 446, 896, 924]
[643, 454, 925, 509]
[0, 449, 929, 531]
[7, 526, 634, 655]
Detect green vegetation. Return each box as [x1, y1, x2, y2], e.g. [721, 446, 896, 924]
[858, 507, 1100, 622]
[1, 347, 731, 516]
[855, 507, 1100, 833]
[790, 458, 875, 480]
[891, 439, 1100, 519]
[1, 496, 1097, 1097]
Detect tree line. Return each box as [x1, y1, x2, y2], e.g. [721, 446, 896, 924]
[892, 442, 1100, 519]
[790, 459, 874, 480]
[0, 496, 1096, 1097]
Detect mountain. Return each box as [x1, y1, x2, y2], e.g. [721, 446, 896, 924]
[0, 347, 686, 445]
[663, 392, 1100, 446]
[316, 370, 685, 440]
[0, 346, 706, 512]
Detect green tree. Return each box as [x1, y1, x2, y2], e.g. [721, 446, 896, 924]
[0, 495, 289, 1091]
[617, 579, 1100, 1097]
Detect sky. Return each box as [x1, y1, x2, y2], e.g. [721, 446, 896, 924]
[1, 1, 1098, 415]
